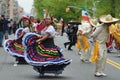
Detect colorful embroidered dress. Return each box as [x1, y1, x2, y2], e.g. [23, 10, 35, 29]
[23, 25, 71, 66]
[4, 28, 24, 57]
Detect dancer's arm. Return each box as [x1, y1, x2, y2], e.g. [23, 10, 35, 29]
[36, 32, 50, 44]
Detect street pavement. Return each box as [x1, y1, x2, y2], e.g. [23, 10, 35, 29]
[0, 33, 120, 80]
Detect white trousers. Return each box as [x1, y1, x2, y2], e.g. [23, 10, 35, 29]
[95, 44, 107, 73]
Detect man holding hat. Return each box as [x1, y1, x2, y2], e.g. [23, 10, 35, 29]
[90, 14, 119, 77]
[76, 21, 92, 62]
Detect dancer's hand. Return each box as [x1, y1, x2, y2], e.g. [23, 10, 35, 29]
[38, 35, 42, 38]
[79, 30, 82, 34]
[36, 39, 42, 44]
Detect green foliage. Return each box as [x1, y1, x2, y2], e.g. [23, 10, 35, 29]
[33, 0, 85, 22]
[96, 0, 120, 18]
[33, 0, 120, 22]
[96, 0, 112, 16]
[114, 0, 120, 18]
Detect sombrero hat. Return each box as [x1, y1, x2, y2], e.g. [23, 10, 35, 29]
[100, 14, 119, 23]
[90, 18, 100, 27]
[53, 18, 58, 22]
[68, 20, 81, 25]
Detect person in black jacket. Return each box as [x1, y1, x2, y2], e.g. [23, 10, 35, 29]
[0, 15, 5, 47]
[64, 24, 78, 50]
[61, 21, 65, 36]
[13, 21, 18, 34]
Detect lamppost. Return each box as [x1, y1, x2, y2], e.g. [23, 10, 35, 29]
[67, 6, 82, 10]
[66, 6, 81, 12]
[66, 6, 82, 21]
[67, 5, 94, 15]
[92, 0, 100, 17]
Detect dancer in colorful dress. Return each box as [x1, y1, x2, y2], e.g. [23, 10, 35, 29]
[23, 17, 71, 76]
[4, 17, 32, 65]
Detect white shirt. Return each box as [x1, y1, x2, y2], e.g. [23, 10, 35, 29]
[33, 23, 38, 32]
[23, 27, 30, 33]
[91, 24, 109, 44]
[41, 25, 55, 38]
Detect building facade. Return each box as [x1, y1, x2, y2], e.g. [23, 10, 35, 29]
[0, 0, 20, 20]
[0, 0, 2, 15]
[1, 0, 10, 18]
[30, 7, 36, 17]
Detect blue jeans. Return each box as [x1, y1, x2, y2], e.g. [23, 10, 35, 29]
[0, 32, 4, 45]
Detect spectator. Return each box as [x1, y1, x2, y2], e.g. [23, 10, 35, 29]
[13, 21, 18, 34]
[0, 15, 5, 47]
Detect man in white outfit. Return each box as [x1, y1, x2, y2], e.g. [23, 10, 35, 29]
[90, 15, 119, 77]
[77, 21, 92, 62]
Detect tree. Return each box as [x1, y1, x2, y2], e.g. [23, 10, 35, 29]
[33, 0, 85, 22]
[114, 0, 120, 18]
[95, 0, 120, 18]
[33, 0, 120, 22]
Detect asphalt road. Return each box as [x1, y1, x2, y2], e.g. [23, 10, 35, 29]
[0, 33, 120, 80]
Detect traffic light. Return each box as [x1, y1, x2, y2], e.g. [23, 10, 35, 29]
[66, 7, 70, 12]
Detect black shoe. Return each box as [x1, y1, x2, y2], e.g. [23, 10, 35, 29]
[80, 59, 85, 62]
[107, 49, 112, 53]
[0, 45, 3, 47]
[64, 43, 67, 48]
[68, 48, 73, 51]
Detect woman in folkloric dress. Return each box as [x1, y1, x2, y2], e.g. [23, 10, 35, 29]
[23, 17, 71, 75]
[4, 17, 32, 65]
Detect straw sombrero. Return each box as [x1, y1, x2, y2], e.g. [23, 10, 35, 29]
[90, 18, 100, 27]
[53, 18, 58, 22]
[68, 20, 81, 25]
[100, 14, 119, 23]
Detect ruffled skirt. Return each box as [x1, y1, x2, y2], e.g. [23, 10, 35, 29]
[23, 33, 71, 66]
[4, 28, 24, 57]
